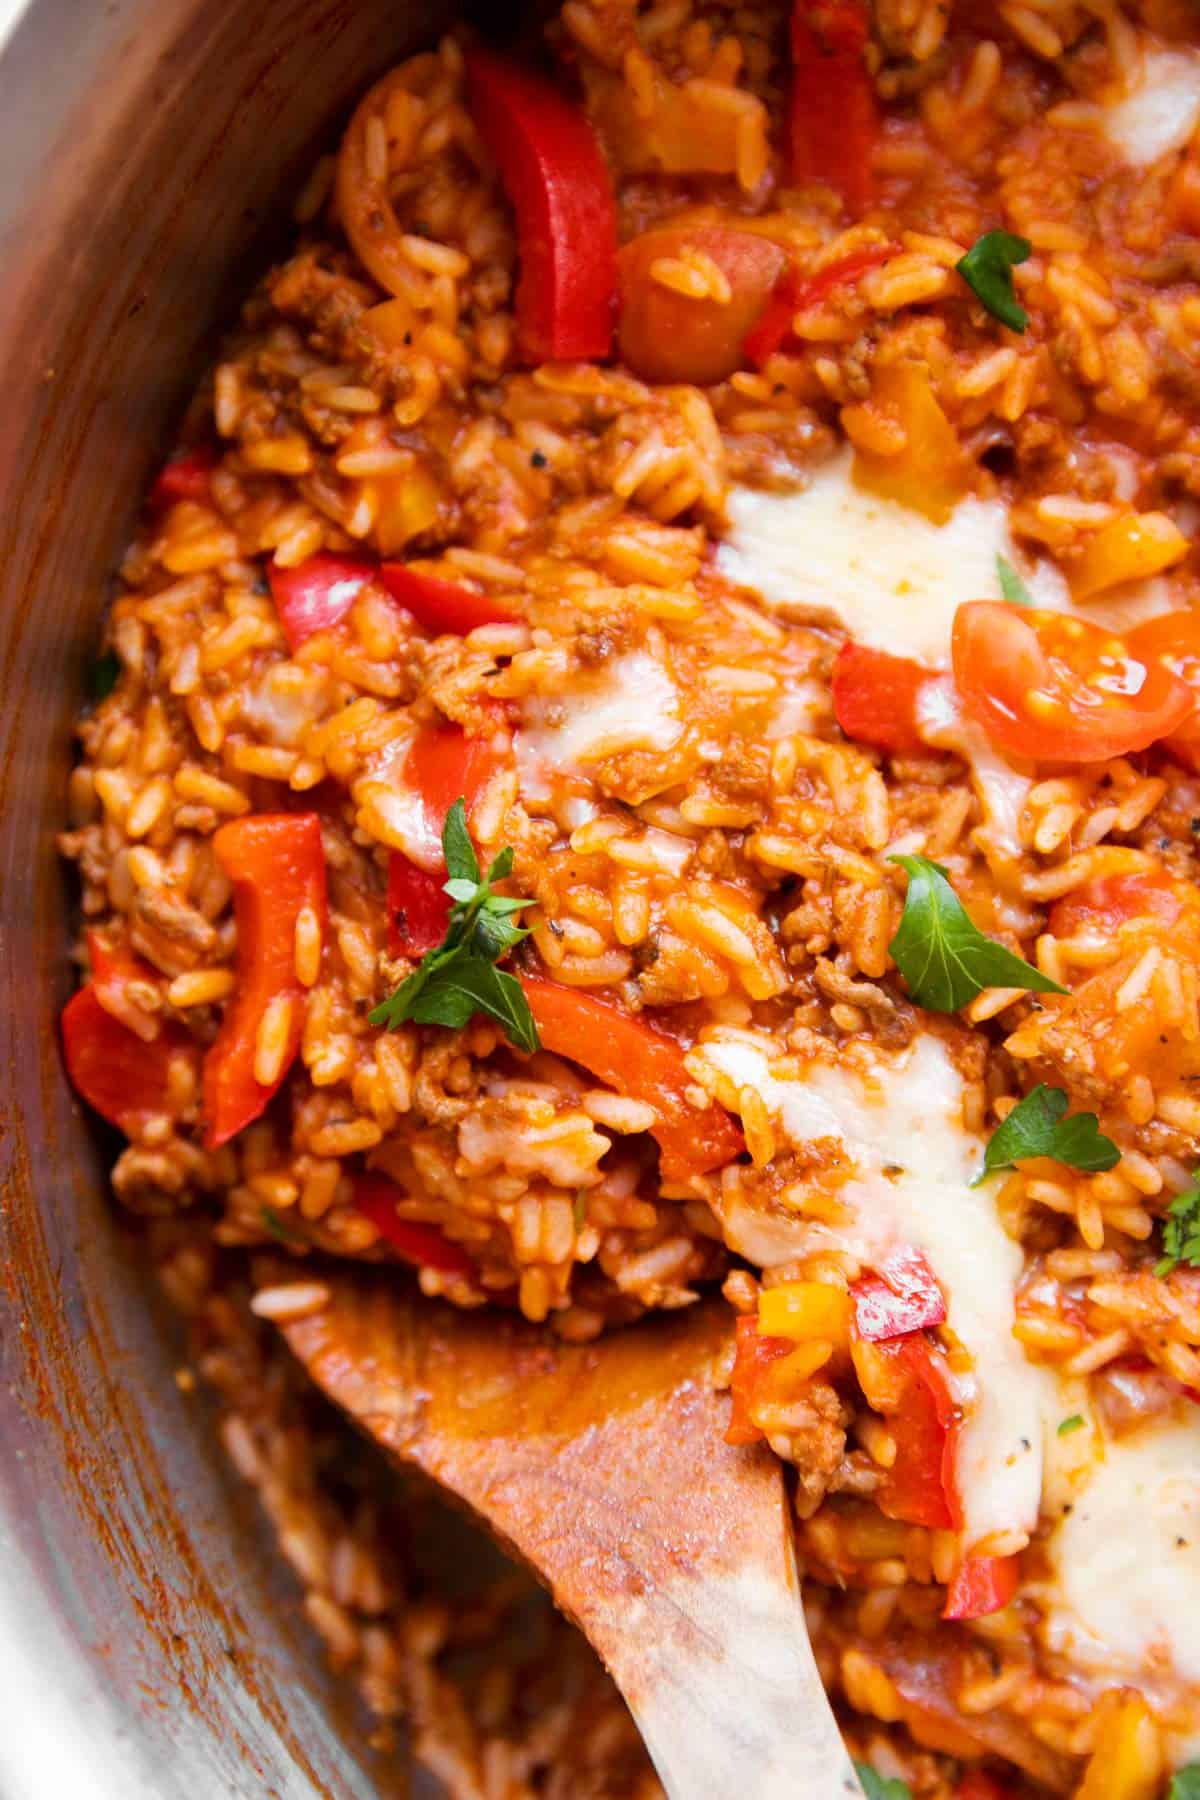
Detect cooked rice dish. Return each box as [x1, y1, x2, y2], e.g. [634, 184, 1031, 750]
[58, 0, 1200, 1793]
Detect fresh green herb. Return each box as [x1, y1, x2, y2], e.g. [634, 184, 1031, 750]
[1156, 1180, 1200, 1277]
[260, 1205, 303, 1245]
[1057, 1413, 1085, 1437]
[573, 1189, 588, 1232]
[369, 799, 538, 1052]
[956, 229, 1032, 332]
[972, 1083, 1119, 1185]
[888, 856, 1068, 1013]
[1168, 1766, 1200, 1800]
[90, 648, 121, 700]
[854, 1764, 912, 1800]
[996, 553, 1033, 606]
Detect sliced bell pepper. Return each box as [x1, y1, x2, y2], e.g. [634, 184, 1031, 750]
[267, 554, 377, 653]
[406, 725, 497, 842]
[148, 446, 216, 509]
[387, 854, 452, 957]
[352, 1173, 474, 1275]
[856, 1330, 958, 1529]
[521, 976, 744, 1181]
[62, 984, 191, 1133]
[744, 242, 899, 365]
[464, 46, 618, 364]
[854, 1245, 948, 1340]
[788, 0, 878, 214]
[726, 1314, 796, 1445]
[86, 929, 163, 1043]
[202, 813, 327, 1149]
[943, 1553, 1020, 1622]
[379, 563, 514, 636]
[832, 641, 932, 754]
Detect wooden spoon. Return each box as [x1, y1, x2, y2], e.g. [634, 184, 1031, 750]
[262, 1265, 860, 1800]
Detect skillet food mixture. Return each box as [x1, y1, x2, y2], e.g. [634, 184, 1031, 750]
[59, 0, 1200, 1793]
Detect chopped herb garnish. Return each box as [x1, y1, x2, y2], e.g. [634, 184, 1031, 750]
[956, 229, 1032, 332]
[1057, 1413, 1085, 1437]
[369, 799, 538, 1052]
[973, 1083, 1119, 1185]
[1156, 1180, 1200, 1277]
[888, 855, 1068, 1013]
[854, 1765, 912, 1800]
[260, 1205, 302, 1245]
[90, 648, 121, 700]
[996, 552, 1033, 606]
[1169, 1767, 1200, 1800]
[573, 1188, 588, 1232]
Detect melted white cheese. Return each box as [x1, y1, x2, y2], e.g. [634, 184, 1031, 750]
[918, 677, 1034, 864]
[519, 650, 682, 772]
[1103, 49, 1200, 167]
[717, 450, 1173, 671]
[1040, 1411, 1200, 1695]
[697, 1029, 1055, 1548]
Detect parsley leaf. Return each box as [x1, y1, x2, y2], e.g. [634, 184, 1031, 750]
[973, 1083, 1119, 1184]
[854, 1764, 912, 1800]
[1057, 1413, 1085, 1436]
[996, 553, 1033, 606]
[369, 800, 538, 1053]
[956, 229, 1032, 332]
[1169, 1767, 1200, 1800]
[1156, 1181, 1200, 1277]
[90, 648, 121, 700]
[888, 856, 1068, 1012]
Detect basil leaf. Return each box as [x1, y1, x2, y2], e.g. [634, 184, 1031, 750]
[973, 1083, 1118, 1184]
[854, 1765, 912, 1800]
[888, 855, 1068, 1012]
[1057, 1413, 1084, 1436]
[1156, 1180, 1200, 1277]
[473, 909, 530, 963]
[487, 846, 515, 881]
[1169, 1766, 1200, 1800]
[444, 878, 480, 903]
[442, 798, 479, 885]
[956, 229, 1032, 332]
[996, 553, 1033, 606]
[90, 648, 121, 700]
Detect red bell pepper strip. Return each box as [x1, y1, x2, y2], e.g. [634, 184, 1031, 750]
[521, 976, 744, 1181]
[854, 1245, 948, 1340]
[464, 46, 618, 364]
[148, 446, 216, 509]
[387, 854, 452, 957]
[788, 0, 878, 214]
[943, 1553, 1021, 1622]
[868, 1332, 958, 1529]
[379, 563, 514, 636]
[62, 984, 191, 1133]
[267, 554, 377, 653]
[832, 641, 932, 754]
[405, 725, 497, 840]
[202, 813, 327, 1149]
[352, 1173, 475, 1275]
[744, 243, 898, 365]
[86, 929, 163, 1042]
[726, 1314, 796, 1445]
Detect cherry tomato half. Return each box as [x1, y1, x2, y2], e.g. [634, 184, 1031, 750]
[1127, 609, 1200, 770]
[951, 601, 1195, 764]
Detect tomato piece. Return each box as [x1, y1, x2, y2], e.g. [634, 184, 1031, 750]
[617, 225, 786, 386]
[788, 0, 878, 213]
[379, 563, 514, 636]
[148, 447, 216, 508]
[832, 641, 932, 753]
[1048, 869, 1186, 944]
[387, 854, 451, 957]
[352, 1173, 474, 1275]
[521, 977, 745, 1181]
[62, 985, 192, 1133]
[952, 601, 1196, 764]
[744, 243, 899, 365]
[202, 813, 327, 1149]
[726, 1314, 795, 1445]
[853, 1246, 947, 1340]
[1127, 609, 1200, 769]
[465, 47, 618, 364]
[268, 554, 377, 652]
[943, 1553, 1020, 1621]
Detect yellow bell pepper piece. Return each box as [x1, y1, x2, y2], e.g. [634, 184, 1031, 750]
[758, 1281, 851, 1347]
[1075, 1694, 1162, 1800]
[852, 360, 969, 526]
[1072, 511, 1188, 600]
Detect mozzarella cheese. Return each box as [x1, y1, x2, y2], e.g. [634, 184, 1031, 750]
[1103, 49, 1200, 167]
[518, 649, 683, 772]
[696, 1028, 1055, 1547]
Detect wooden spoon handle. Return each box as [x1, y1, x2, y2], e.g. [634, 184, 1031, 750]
[271, 1274, 858, 1800]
